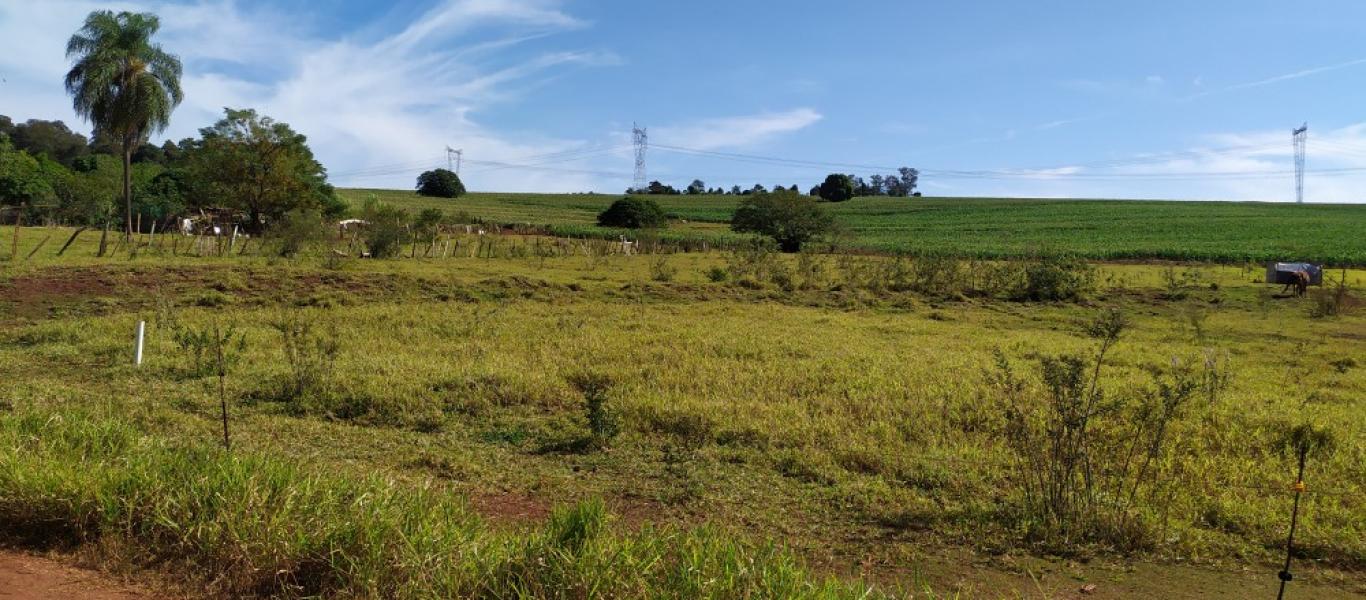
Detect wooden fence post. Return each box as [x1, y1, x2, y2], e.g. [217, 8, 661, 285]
[9, 205, 21, 261]
[97, 220, 110, 257]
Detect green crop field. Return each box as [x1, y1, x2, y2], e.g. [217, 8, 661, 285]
[1, 224, 1363, 598]
[340, 189, 1366, 265]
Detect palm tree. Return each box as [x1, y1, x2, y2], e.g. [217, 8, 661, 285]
[65, 11, 182, 239]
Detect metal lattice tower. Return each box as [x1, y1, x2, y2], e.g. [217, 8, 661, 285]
[632, 123, 648, 192]
[446, 146, 463, 175]
[1292, 123, 1307, 204]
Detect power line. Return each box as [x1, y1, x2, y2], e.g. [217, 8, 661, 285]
[462, 145, 632, 175]
[651, 141, 1366, 181]
[459, 157, 630, 178]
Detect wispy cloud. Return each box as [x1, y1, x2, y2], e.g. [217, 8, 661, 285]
[0, 0, 618, 192]
[963, 123, 1366, 202]
[385, 0, 586, 52]
[1182, 56, 1366, 101]
[1035, 115, 1103, 131]
[651, 108, 823, 151]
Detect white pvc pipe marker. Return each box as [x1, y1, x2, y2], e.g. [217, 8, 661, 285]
[134, 320, 146, 366]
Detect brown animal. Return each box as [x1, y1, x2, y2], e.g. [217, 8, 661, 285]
[1282, 270, 1310, 297]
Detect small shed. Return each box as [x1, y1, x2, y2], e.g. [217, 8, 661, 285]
[1265, 262, 1324, 286]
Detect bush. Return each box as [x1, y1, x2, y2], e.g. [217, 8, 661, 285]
[650, 256, 676, 282]
[360, 199, 409, 258]
[1013, 254, 1097, 301]
[1309, 268, 1357, 319]
[567, 371, 619, 446]
[416, 168, 466, 198]
[271, 314, 340, 408]
[268, 208, 328, 258]
[731, 190, 835, 252]
[990, 310, 1230, 550]
[597, 197, 667, 229]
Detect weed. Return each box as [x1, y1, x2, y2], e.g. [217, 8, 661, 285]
[567, 371, 619, 447]
[269, 312, 340, 413]
[649, 255, 677, 282]
[1309, 268, 1357, 318]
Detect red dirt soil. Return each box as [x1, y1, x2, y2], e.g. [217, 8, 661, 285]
[0, 551, 162, 600]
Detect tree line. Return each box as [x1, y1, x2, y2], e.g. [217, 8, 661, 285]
[1, 109, 342, 233]
[629, 167, 920, 201]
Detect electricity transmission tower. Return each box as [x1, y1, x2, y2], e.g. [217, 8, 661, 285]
[632, 123, 648, 192]
[1292, 123, 1307, 204]
[446, 146, 463, 175]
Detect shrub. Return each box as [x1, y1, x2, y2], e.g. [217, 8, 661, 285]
[415, 168, 465, 198]
[649, 256, 676, 282]
[597, 197, 667, 229]
[268, 208, 328, 258]
[360, 199, 409, 258]
[567, 371, 619, 446]
[1013, 254, 1096, 301]
[1309, 268, 1357, 318]
[731, 190, 835, 252]
[991, 309, 1233, 551]
[269, 313, 340, 413]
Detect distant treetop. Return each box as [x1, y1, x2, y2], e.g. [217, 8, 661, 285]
[416, 168, 466, 198]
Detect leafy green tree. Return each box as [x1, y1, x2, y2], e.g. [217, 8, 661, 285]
[132, 142, 166, 164]
[64, 154, 161, 226]
[818, 173, 854, 202]
[187, 108, 339, 231]
[65, 10, 183, 238]
[597, 197, 668, 229]
[686, 179, 706, 195]
[886, 167, 919, 197]
[136, 168, 190, 224]
[868, 174, 886, 196]
[731, 190, 835, 252]
[415, 168, 465, 198]
[0, 140, 56, 208]
[646, 180, 680, 195]
[4, 118, 90, 166]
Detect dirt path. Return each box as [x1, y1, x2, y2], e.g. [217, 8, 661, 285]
[0, 551, 160, 600]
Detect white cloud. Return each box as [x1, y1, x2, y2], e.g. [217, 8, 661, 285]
[0, 0, 619, 192]
[950, 123, 1366, 202]
[1145, 74, 1164, 85]
[651, 108, 823, 151]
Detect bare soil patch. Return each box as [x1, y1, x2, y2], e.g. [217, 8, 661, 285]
[0, 550, 164, 600]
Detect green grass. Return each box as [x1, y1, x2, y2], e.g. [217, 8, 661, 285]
[0, 406, 878, 598]
[1, 225, 1364, 597]
[339, 189, 1366, 264]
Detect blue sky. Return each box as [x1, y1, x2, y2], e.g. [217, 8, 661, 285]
[3, 0, 1366, 201]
